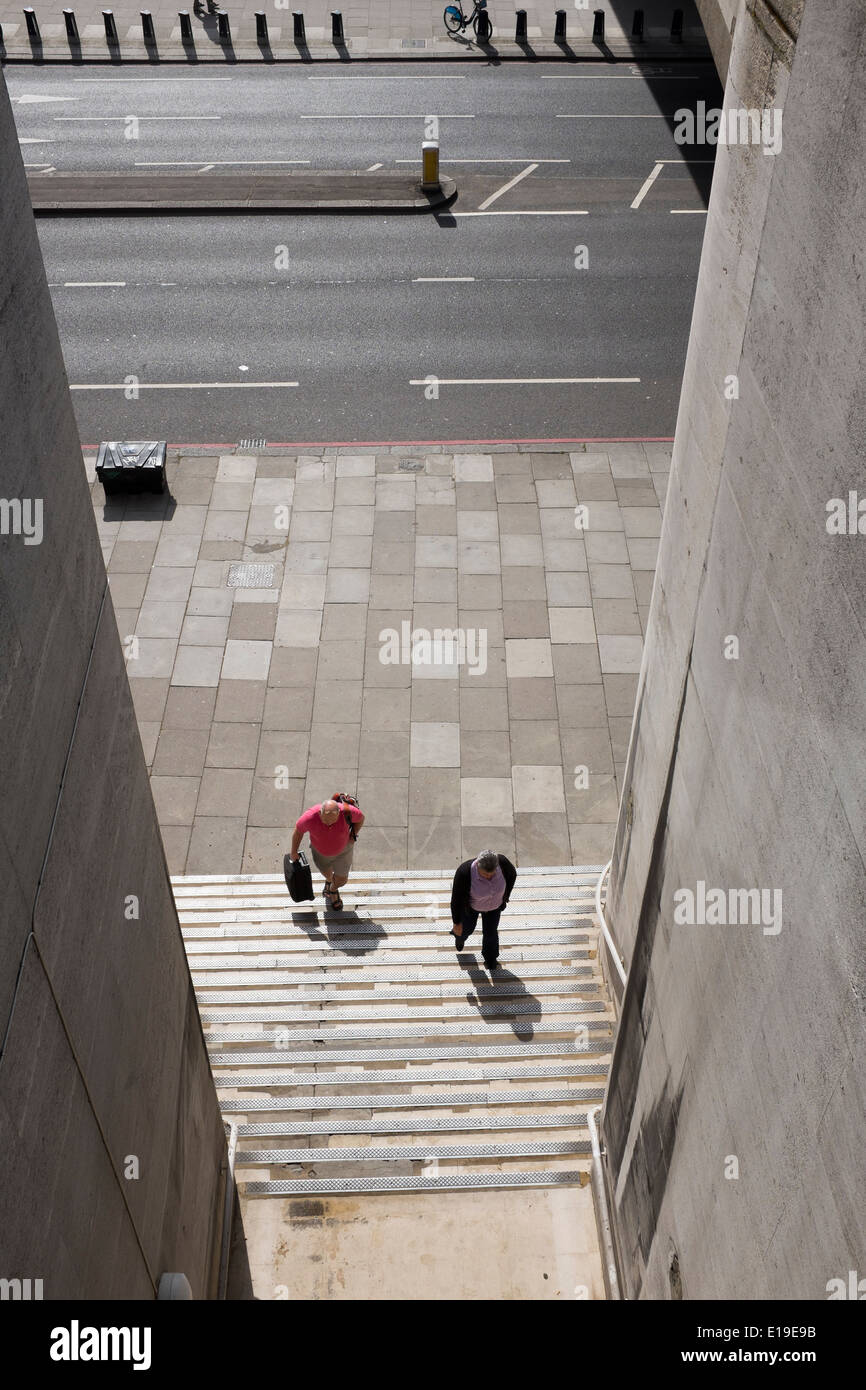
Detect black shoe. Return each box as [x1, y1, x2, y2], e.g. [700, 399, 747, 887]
[484, 958, 498, 972]
[453, 933, 463, 951]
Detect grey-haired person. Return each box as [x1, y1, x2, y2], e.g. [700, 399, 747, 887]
[449, 850, 517, 971]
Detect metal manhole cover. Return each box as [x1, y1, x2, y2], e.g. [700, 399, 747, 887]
[401, 38, 427, 47]
[398, 459, 425, 472]
[227, 563, 276, 589]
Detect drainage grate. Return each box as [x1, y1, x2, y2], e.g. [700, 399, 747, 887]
[399, 459, 425, 472]
[401, 37, 427, 47]
[238, 438, 266, 450]
[227, 563, 276, 589]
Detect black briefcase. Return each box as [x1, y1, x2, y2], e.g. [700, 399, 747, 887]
[283, 851, 314, 903]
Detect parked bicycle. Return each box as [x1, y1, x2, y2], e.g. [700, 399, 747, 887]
[443, 0, 491, 39]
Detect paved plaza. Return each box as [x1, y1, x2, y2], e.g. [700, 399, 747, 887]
[90, 442, 668, 873]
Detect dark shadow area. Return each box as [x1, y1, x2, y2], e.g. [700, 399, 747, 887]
[100, 490, 176, 524]
[292, 906, 385, 955]
[224, 1185, 256, 1299]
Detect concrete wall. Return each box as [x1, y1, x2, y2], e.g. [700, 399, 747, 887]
[602, 0, 866, 1298]
[0, 74, 227, 1299]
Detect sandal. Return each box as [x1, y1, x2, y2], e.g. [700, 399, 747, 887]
[324, 883, 344, 911]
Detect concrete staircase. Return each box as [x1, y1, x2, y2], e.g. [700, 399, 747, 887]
[175, 866, 614, 1198]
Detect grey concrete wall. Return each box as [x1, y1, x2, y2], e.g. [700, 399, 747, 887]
[602, 0, 866, 1298]
[0, 73, 227, 1299]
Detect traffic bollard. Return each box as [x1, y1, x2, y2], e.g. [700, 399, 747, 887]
[140, 9, 155, 41]
[592, 9, 603, 41]
[24, 7, 41, 39]
[632, 8, 644, 39]
[103, 8, 118, 41]
[217, 7, 229, 38]
[63, 7, 79, 39]
[671, 8, 683, 40]
[331, 10, 343, 42]
[515, 9, 526, 41]
[178, 8, 193, 39]
[292, 11, 305, 42]
[421, 140, 440, 192]
[554, 8, 566, 39]
[255, 9, 267, 40]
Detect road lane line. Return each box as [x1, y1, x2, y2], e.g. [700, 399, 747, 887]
[70, 381, 299, 391]
[630, 160, 665, 210]
[396, 158, 570, 163]
[410, 377, 640, 385]
[478, 162, 539, 211]
[366, 162, 384, 171]
[19, 137, 56, 144]
[542, 74, 699, 79]
[413, 277, 476, 282]
[73, 77, 232, 81]
[63, 281, 126, 287]
[135, 160, 311, 166]
[556, 114, 671, 119]
[307, 75, 467, 80]
[453, 210, 588, 217]
[54, 116, 222, 122]
[301, 114, 475, 120]
[670, 209, 707, 214]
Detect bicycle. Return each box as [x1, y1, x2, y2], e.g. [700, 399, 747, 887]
[443, 0, 491, 40]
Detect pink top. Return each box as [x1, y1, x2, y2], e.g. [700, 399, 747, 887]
[297, 803, 362, 856]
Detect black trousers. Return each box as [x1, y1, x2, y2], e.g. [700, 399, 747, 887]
[457, 906, 502, 964]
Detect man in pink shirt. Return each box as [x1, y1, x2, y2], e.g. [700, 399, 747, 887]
[288, 796, 364, 911]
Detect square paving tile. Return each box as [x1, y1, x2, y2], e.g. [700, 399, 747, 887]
[549, 607, 597, 644]
[510, 721, 563, 766]
[512, 765, 566, 814]
[505, 638, 553, 679]
[459, 730, 512, 777]
[186, 817, 248, 875]
[196, 768, 254, 818]
[263, 686, 315, 731]
[325, 569, 371, 603]
[180, 614, 230, 647]
[274, 610, 322, 648]
[508, 678, 558, 720]
[598, 635, 644, 674]
[136, 602, 186, 640]
[150, 775, 199, 826]
[500, 535, 544, 567]
[248, 778, 305, 830]
[130, 638, 177, 679]
[206, 723, 261, 770]
[455, 455, 494, 482]
[221, 639, 272, 682]
[171, 646, 224, 688]
[459, 687, 508, 731]
[152, 728, 209, 779]
[460, 777, 513, 827]
[214, 679, 267, 723]
[410, 721, 460, 768]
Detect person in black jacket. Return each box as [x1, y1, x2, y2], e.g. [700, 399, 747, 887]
[450, 849, 517, 972]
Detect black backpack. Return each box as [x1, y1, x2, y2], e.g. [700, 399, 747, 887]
[332, 792, 361, 841]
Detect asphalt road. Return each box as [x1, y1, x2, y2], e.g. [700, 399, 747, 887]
[8, 61, 723, 445]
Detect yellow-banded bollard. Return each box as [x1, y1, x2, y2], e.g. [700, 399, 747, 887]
[421, 140, 440, 192]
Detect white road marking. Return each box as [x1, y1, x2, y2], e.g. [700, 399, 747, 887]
[19, 137, 56, 144]
[542, 74, 699, 79]
[410, 377, 640, 385]
[413, 277, 476, 282]
[670, 209, 707, 214]
[135, 160, 311, 166]
[24, 164, 55, 171]
[54, 116, 222, 122]
[308, 75, 467, 80]
[556, 114, 671, 119]
[366, 162, 384, 171]
[453, 210, 588, 217]
[63, 281, 126, 287]
[73, 77, 232, 81]
[70, 381, 299, 390]
[630, 160, 665, 210]
[198, 165, 215, 174]
[12, 94, 79, 105]
[396, 157, 569, 163]
[478, 162, 539, 211]
[301, 114, 475, 120]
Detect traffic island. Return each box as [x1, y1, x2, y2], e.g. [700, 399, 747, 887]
[26, 168, 458, 214]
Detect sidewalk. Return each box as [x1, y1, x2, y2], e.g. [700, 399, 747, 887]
[1, 0, 709, 61]
[89, 441, 670, 876]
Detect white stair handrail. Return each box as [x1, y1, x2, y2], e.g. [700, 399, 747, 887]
[594, 860, 627, 989]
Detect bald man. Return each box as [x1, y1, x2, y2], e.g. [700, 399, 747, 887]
[288, 798, 364, 911]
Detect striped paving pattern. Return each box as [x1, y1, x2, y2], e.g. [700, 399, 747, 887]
[177, 865, 612, 1195]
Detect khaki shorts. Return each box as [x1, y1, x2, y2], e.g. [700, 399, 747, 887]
[310, 843, 355, 880]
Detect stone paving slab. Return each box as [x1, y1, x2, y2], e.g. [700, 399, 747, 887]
[0, 0, 708, 61]
[89, 442, 670, 874]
